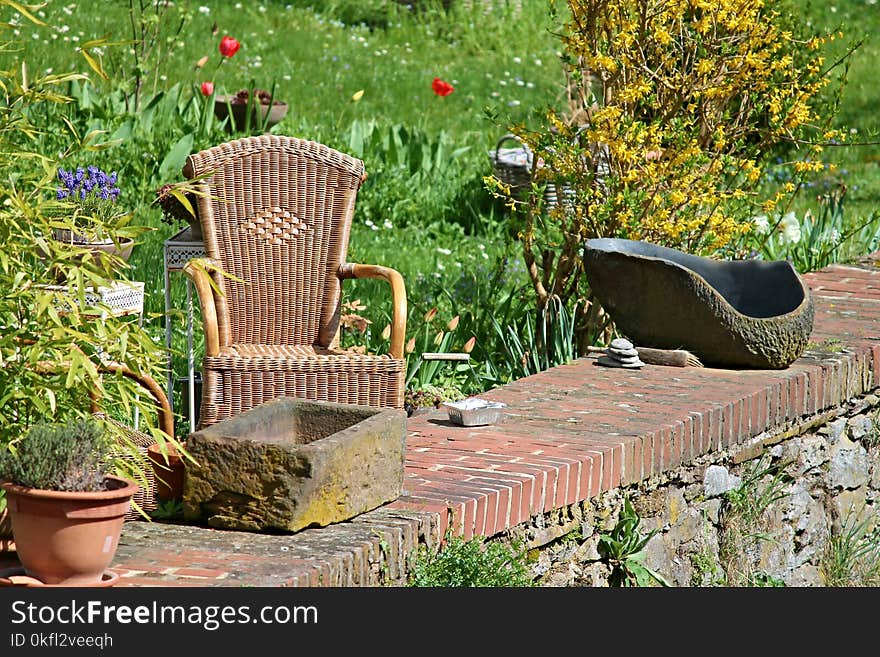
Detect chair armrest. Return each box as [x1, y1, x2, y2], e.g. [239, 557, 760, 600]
[182, 257, 221, 357]
[339, 263, 407, 359]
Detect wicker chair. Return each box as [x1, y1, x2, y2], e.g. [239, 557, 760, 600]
[179, 135, 408, 428]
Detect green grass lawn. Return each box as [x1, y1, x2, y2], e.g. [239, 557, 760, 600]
[792, 0, 880, 220]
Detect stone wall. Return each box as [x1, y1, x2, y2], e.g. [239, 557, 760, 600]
[505, 393, 880, 587]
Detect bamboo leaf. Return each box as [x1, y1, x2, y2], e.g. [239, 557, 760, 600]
[79, 47, 109, 81]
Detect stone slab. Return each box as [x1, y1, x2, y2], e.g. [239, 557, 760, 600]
[182, 397, 407, 533]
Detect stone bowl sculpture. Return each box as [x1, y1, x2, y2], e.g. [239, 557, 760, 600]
[583, 238, 815, 369]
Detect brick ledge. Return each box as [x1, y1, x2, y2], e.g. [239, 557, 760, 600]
[5, 257, 876, 586]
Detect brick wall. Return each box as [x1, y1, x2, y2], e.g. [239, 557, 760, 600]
[38, 258, 880, 587]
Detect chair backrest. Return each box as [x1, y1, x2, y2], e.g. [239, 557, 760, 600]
[183, 135, 366, 348]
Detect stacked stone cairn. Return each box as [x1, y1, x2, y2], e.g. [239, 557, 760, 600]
[596, 337, 645, 369]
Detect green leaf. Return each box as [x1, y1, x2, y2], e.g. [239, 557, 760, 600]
[169, 188, 196, 219]
[349, 120, 364, 157]
[78, 46, 108, 81]
[110, 120, 134, 142]
[159, 133, 194, 180]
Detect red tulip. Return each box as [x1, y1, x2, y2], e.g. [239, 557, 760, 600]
[200, 81, 214, 96]
[219, 35, 240, 58]
[432, 77, 454, 97]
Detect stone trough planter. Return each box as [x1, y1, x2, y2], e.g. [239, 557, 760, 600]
[182, 397, 407, 533]
[583, 238, 815, 369]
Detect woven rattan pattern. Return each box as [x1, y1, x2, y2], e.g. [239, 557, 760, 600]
[103, 416, 160, 520]
[241, 206, 310, 245]
[180, 135, 407, 427]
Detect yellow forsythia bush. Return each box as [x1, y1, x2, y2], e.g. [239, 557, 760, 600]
[489, 0, 852, 348]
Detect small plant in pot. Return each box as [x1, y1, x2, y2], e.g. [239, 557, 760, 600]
[154, 177, 205, 240]
[214, 86, 289, 133]
[48, 165, 148, 275]
[0, 418, 138, 586]
[195, 33, 288, 134]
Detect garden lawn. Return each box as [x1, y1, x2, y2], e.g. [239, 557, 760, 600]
[5, 0, 880, 426]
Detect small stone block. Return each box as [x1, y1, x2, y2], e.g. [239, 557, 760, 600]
[608, 347, 639, 358]
[183, 398, 407, 533]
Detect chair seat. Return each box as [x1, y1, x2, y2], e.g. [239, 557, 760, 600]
[206, 344, 403, 372]
[198, 343, 406, 426]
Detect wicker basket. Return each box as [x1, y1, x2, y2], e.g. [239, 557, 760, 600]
[489, 133, 576, 209]
[106, 417, 160, 520]
[489, 133, 534, 199]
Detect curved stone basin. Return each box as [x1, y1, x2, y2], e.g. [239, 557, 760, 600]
[583, 238, 815, 369]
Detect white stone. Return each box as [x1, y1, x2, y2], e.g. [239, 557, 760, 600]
[703, 465, 742, 497]
[610, 337, 634, 351]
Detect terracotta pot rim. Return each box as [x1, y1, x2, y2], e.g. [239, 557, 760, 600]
[146, 442, 183, 463]
[0, 475, 138, 501]
[214, 94, 288, 108]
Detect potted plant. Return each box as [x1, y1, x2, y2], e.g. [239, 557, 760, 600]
[48, 165, 146, 274]
[154, 177, 212, 240]
[0, 17, 186, 554]
[213, 87, 289, 133]
[0, 418, 138, 586]
[195, 33, 288, 134]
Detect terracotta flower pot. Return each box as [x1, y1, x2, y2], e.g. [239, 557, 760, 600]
[0, 505, 13, 552]
[214, 95, 288, 132]
[147, 443, 185, 502]
[0, 475, 137, 586]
